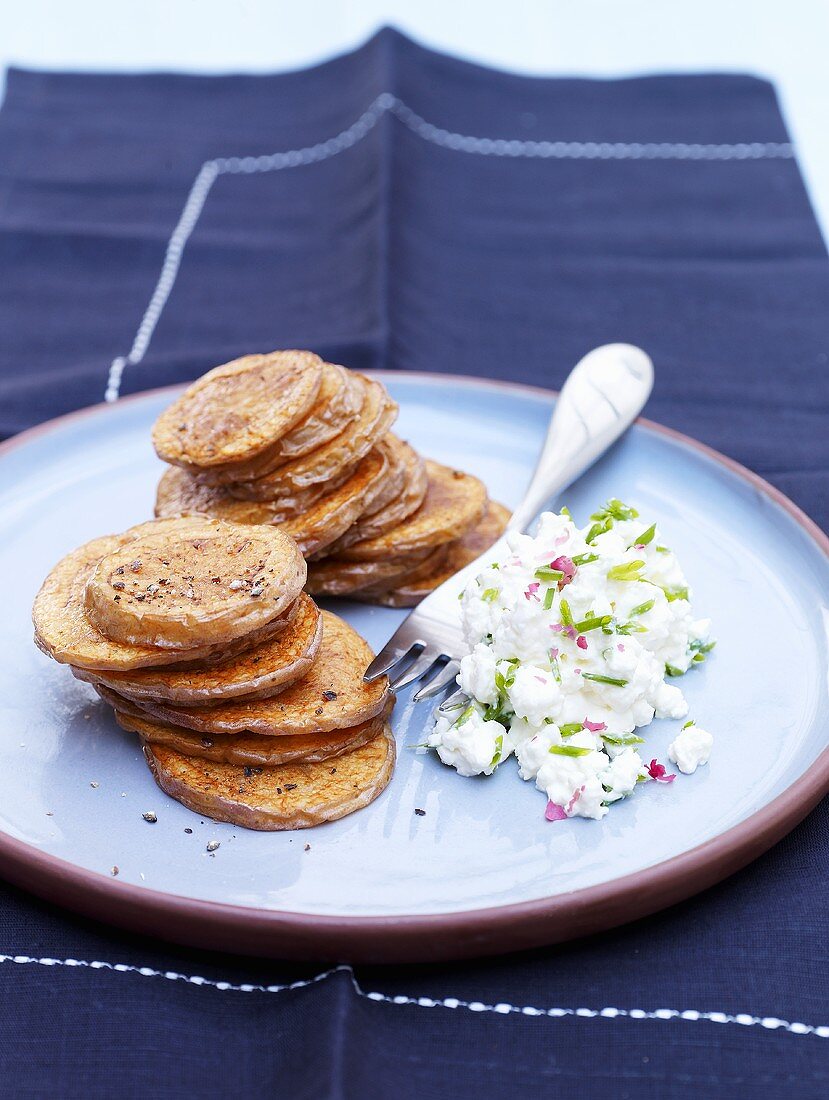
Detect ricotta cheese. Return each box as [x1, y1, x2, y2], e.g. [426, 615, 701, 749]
[427, 500, 715, 820]
[668, 721, 714, 775]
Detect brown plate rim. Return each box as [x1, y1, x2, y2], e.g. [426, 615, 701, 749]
[1, 370, 827, 964]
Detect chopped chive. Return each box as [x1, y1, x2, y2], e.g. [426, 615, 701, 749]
[549, 744, 592, 757]
[559, 599, 574, 627]
[590, 498, 639, 522]
[582, 673, 628, 687]
[456, 705, 475, 726]
[665, 664, 684, 678]
[628, 599, 654, 618]
[607, 560, 646, 582]
[543, 587, 555, 611]
[631, 522, 656, 547]
[535, 566, 565, 582]
[550, 655, 561, 683]
[559, 722, 584, 738]
[483, 702, 506, 722]
[585, 516, 613, 544]
[574, 614, 612, 633]
[616, 621, 647, 635]
[559, 506, 571, 518]
[481, 587, 498, 602]
[682, 720, 694, 729]
[601, 733, 645, 746]
[689, 638, 716, 654]
[661, 585, 689, 603]
[655, 545, 670, 554]
[572, 552, 599, 566]
[494, 670, 514, 693]
[489, 734, 504, 768]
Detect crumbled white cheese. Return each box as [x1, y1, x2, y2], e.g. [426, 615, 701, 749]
[428, 501, 715, 820]
[668, 722, 714, 775]
[430, 707, 510, 777]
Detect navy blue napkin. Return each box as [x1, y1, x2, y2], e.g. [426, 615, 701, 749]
[0, 27, 827, 1099]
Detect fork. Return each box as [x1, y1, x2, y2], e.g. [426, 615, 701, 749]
[363, 343, 654, 701]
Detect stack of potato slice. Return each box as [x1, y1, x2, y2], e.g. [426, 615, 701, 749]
[152, 350, 509, 605]
[32, 515, 394, 830]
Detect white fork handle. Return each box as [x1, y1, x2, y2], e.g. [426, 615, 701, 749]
[506, 343, 653, 534]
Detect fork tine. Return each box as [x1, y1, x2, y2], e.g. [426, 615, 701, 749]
[436, 687, 467, 714]
[413, 660, 459, 702]
[390, 652, 446, 692]
[364, 642, 421, 683]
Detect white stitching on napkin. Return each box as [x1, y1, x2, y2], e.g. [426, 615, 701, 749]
[103, 92, 794, 402]
[0, 955, 825, 1038]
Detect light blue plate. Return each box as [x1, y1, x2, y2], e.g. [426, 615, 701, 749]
[0, 373, 827, 960]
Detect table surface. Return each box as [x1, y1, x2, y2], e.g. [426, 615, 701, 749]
[3, 0, 829, 244]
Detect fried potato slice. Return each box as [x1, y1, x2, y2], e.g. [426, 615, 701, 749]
[337, 460, 487, 562]
[117, 699, 393, 767]
[352, 433, 412, 520]
[236, 363, 363, 468]
[84, 516, 306, 650]
[143, 726, 395, 830]
[227, 375, 397, 495]
[367, 501, 510, 607]
[276, 445, 391, 556]
[318, 437, 428, 556]
[190, 364, 367, 487]
[306, 544, 445, 598]
[33, 533, 298, 671]
[155, 446, 391, 557]
[73, 593, 321, 705]
[96, 611, 392, 737]
[227, 463, 357, 520]
[153, 350, 323, 470]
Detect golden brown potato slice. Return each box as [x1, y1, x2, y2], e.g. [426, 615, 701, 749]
[260, 431, 402, 525]
[352, 433, 413, 520]
[155, 446, 391, 557]
[96, 611, 392, 737]
[239, 363, 363, 465]
[337, 460, 487, 562]
[367, 500, 510, 607]
[306, 544, 445, 598]
[33, 534, 298, 671]
[226, 375, 397, 495]
[73, 593, 321, 704]
[84, 516, 305, 650]
[117, 699, 392, 766]
[227, 463, 357, 519]
[152, 351, 323, 470]
[193, 364, 366, 487]
[277, 445, 392, 556]
[319, 437, 428, 556]
[143, 726, 395, 830]
[190, 364, 367, 487]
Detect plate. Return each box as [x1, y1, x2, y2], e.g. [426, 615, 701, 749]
[0, 372, 827, 963]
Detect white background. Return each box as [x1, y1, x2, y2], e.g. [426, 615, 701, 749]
[2, 0, 828, 242]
